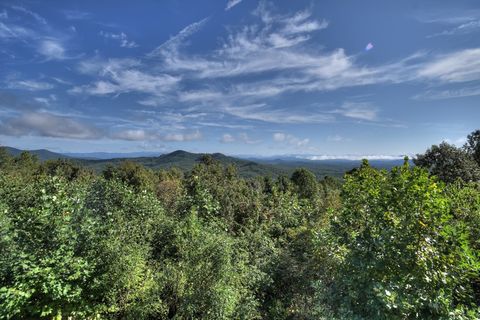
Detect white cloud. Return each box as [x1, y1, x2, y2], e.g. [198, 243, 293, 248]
[273, 132, 309, 147]
[0, 22, 34, 39]
[37, 39, 66, 60]
[112, 129, 148, 141]
[443, 136, 467, 147]
[99, 31, 138, 48]
[220, 132, 260, 144]
[10, 5, 47, 25]
[0, 10, 7, 19]
[7, 80, 54, 91]
[224, 104, 333, 124]
[327, 134, 347, 142]
[332, 102, 378, 121]
[220, 133, 235, 143]
[63, 10, 92, 20]
[280, 10, 329, 34]
[305, 154, 407, 161]
[149, 18, 209, 58]
[33, 94, 57, 106]
[34, 97, 49, 105]
[428, 20, 480, 37]
[238, 132, 261, 144]
[178, 89, 223, 102]
[417, 48, 480, 82]
[273, 132, 286, 142]
[226, 0, 243, 11]
[71, 58, 180, 96]
[111, 129, 202, 142]
[413, 85, 480, 100]
[157, 5, 331, 79]
[0, 112, 101, 139]
[163, 130, 202, 142]
[61, 2, 480, 133]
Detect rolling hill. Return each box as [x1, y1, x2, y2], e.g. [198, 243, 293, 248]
[2, 147, 70, 161]
[2, 147, 408, 179]
[77, 150, 286, 178]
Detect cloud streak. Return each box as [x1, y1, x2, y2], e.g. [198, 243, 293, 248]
[7, 80, 54, 91]
[225, 0, 243, 11]
[0, 112, 101, 139]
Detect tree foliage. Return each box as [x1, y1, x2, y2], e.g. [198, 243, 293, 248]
[464, 129, 480, 166]
[414, 142, 480, 183]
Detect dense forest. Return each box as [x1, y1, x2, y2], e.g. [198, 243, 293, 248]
[1, 129, 480, 319]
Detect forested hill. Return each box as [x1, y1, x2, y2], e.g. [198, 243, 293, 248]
[77, 153, 409, 178]
[78, 150, 285, 178]
[3, 147, 407, 178]
[2, 146, 71, 161]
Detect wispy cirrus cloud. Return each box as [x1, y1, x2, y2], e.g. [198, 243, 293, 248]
[70, 58, 180, 96]
[428, 20, 480, 38]
[418, 9, 480, 37]
[413, 85, 480, 100]
[65, 1, 480, 140]
[152, 5, 329, 78]
[417, 48, 480, 83]
[99, 31, 138, 48]
[225, 0, 243, 11]
[10, 5, 47, 25]
[7, 79, 54, 91]
[332, 102, 378, 121]
[0, 20, 35, 40]
[62, 9, 92, 20]
[33, 94, 57, 106]
[37, 39, 67, 60]
[223, 103, 334, 124]
[0, 6, 75, 62]
[149, 17, 209, 59]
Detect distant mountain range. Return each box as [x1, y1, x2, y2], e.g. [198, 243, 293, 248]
[2, 147, 409, 178]
[2, 147, 72, 161]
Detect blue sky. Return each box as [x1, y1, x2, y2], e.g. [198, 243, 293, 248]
[0, 0, 479, 157]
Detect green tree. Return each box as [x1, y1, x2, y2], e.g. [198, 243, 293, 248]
[414, 142, 480, 183]
[464, 129, 480, 166]
[41, 159, 93, 181]
[0, 147, 13, 170]
[0, 176, 95, 319]
[103, 160, 157, 193]
[154, 211, 261, 319]
[329, 160, 479, 319]
[291, 168, 318, 200]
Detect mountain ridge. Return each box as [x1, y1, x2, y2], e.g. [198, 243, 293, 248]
[2, 146, 407, 178]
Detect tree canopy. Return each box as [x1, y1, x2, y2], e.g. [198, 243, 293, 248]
[1, 129, 480, 319]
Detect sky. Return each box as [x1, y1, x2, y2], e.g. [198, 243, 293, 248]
[0, 0, 479, 158]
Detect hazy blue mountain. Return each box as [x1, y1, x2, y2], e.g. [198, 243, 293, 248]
[2, 147, 410, 178]
[62, 151, 162, 160]
[2, 147, 70, 161]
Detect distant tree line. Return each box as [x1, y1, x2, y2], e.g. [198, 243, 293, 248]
[0, 130, 479, 319]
